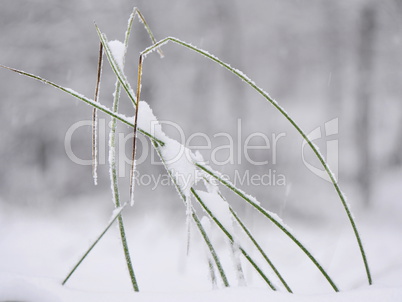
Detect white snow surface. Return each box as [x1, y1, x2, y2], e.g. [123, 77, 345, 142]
[1, 273, 401, 302]
[108, 40, 126, 71]
[1, 181, 402, 302]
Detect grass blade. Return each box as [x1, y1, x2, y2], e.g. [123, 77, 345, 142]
[62, 204, 127, 285]
[139, 36, 371, 286]
[133, 8, 164, 58]
[129, 55, 143, 206]
[191, 188, 277, 290]
[1, 21, 371, 291]
[0, 56, 337, 292]
[0, 65, 130, 126]
[92, 42, 103, 186]
[0, 64, 164, 146]
[197, 163, 339, 292]
[202, 176, 292, 292]
[192, 212, 230, 287]
[230, 207, 293, 293]
[95, 24, 137, 106]
[152, 141, 230, 287]
[107, 8, 140, 292]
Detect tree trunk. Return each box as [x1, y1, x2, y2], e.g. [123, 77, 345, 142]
[356, 2, 377, 208]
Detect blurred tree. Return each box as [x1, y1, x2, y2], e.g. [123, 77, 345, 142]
[325, 2, 344, 120]
[389, 0, 402, 167]
[356, 1, 378, 208]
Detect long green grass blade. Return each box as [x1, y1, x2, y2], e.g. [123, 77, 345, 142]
[197, 164, 339, 292]
[91, 42, 103, 186]
[108, 8, 140, 292]
[192, 212, 230, 287]
[138, 37, 371, 286]
[152, 141, 230, 287]
[1, 23, 372, 291]
[62, 204, 127, 285]
[0, 64, 164, 146]
[229, 207, 292, 293]
[191, 188, 277, 290]
[201, 177, 291, 291]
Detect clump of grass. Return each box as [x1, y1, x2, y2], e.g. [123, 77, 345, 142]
[0, 6, 372, 293]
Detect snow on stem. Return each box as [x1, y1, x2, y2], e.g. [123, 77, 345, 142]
[95, 24, 137, 106]
[132, 8, 164, 58]
[201, 177, 292, 292]
[106, 8, 140, 292]
[0, 64, 147, 136]
[229, 207, 293, 293]
[152, 141, 230, 288]
[2, 49, 335, 292]
[197, 164, 339, 292]
[200, 216, 218, 289]
[92, 42, 103, 186]
[202, 191, 246, 286]
[192, 211, 230, 288]
[139, 36, 371, 286]
[2, 14, 371, 291]
[191, 188, 277, 291]
[194, 188, 246, 286]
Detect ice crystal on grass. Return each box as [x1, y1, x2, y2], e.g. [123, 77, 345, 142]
[138, 100, 203, 199]
[108, 40, 125, 71]
[196, 190, 234, 235]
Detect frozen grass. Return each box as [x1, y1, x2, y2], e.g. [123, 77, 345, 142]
[106, 8, 139, 292]
[0, 6, 373, 296]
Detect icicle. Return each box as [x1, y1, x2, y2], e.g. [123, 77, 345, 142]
[230, 241, 246, 287]
[185, 195, 192, 255]
[92, 112, 98, 186]
[92, 42, 103, 186]
[108, 123, 118, 206]
[201, 216, 218, 289]
[129, 159, 137, 207]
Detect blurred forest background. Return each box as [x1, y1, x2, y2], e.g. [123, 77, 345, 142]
[0, 0, 401, 221]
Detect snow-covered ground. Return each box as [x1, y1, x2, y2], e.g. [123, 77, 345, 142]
[1, 169, 401, 301]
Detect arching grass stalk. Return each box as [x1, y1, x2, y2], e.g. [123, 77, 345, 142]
[62, 204, 127, 285]
[136, 37, 371, 286]
[107, 7, 140, 292]
[134, 39, 283, 288]
[63, 7, 164, 290]
[1, 14, 371, 290]
[2, 59, 327, 292]
[152, 141, 230, 288]
[0, 64, 164, 147]
[201, 177, 292, 292]
[229, 206, 292, 293]
[192, 212, 230, 288]
[0, 46, 336, 292]
[1, 37, 337, 291]
[107, 7, 164, 291]
[191, 188, 277, 291]
[131, 35, 338, 291]
[197, 164, 339, 292]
